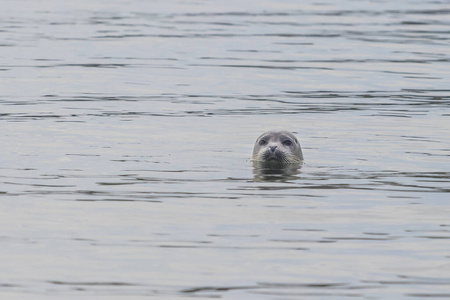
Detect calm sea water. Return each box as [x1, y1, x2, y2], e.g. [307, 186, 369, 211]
[1, 0, 449, 299]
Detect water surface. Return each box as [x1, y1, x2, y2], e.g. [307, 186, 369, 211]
[1, 0, 450, 299]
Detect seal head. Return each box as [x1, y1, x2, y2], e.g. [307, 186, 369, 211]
[252, 131, 303, 164]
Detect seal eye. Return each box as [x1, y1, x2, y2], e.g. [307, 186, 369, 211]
[283, 140, 293, 146]
[259, 139, 267, 146]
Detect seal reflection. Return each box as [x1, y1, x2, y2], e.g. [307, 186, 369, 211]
[252, 161, 303, 182]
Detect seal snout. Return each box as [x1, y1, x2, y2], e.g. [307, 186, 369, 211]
[269, 145, 278, 152]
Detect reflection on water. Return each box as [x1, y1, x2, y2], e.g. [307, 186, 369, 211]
[253, 161, 302, 182]
[1, 0, 450, 299]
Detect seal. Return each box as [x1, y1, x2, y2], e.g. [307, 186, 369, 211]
[252, 131, 303, 164]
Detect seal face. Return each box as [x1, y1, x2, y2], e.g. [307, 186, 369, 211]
[252, 131, 303, 164]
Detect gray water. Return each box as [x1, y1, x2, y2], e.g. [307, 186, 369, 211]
[1, 0, 450, 299]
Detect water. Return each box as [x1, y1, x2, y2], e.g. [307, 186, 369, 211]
[1, 0, 450, 299]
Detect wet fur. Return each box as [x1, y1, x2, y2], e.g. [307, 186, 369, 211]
[252, 131, 303, 164]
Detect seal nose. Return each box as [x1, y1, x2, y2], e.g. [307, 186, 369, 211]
[269, 145, 277, 152]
